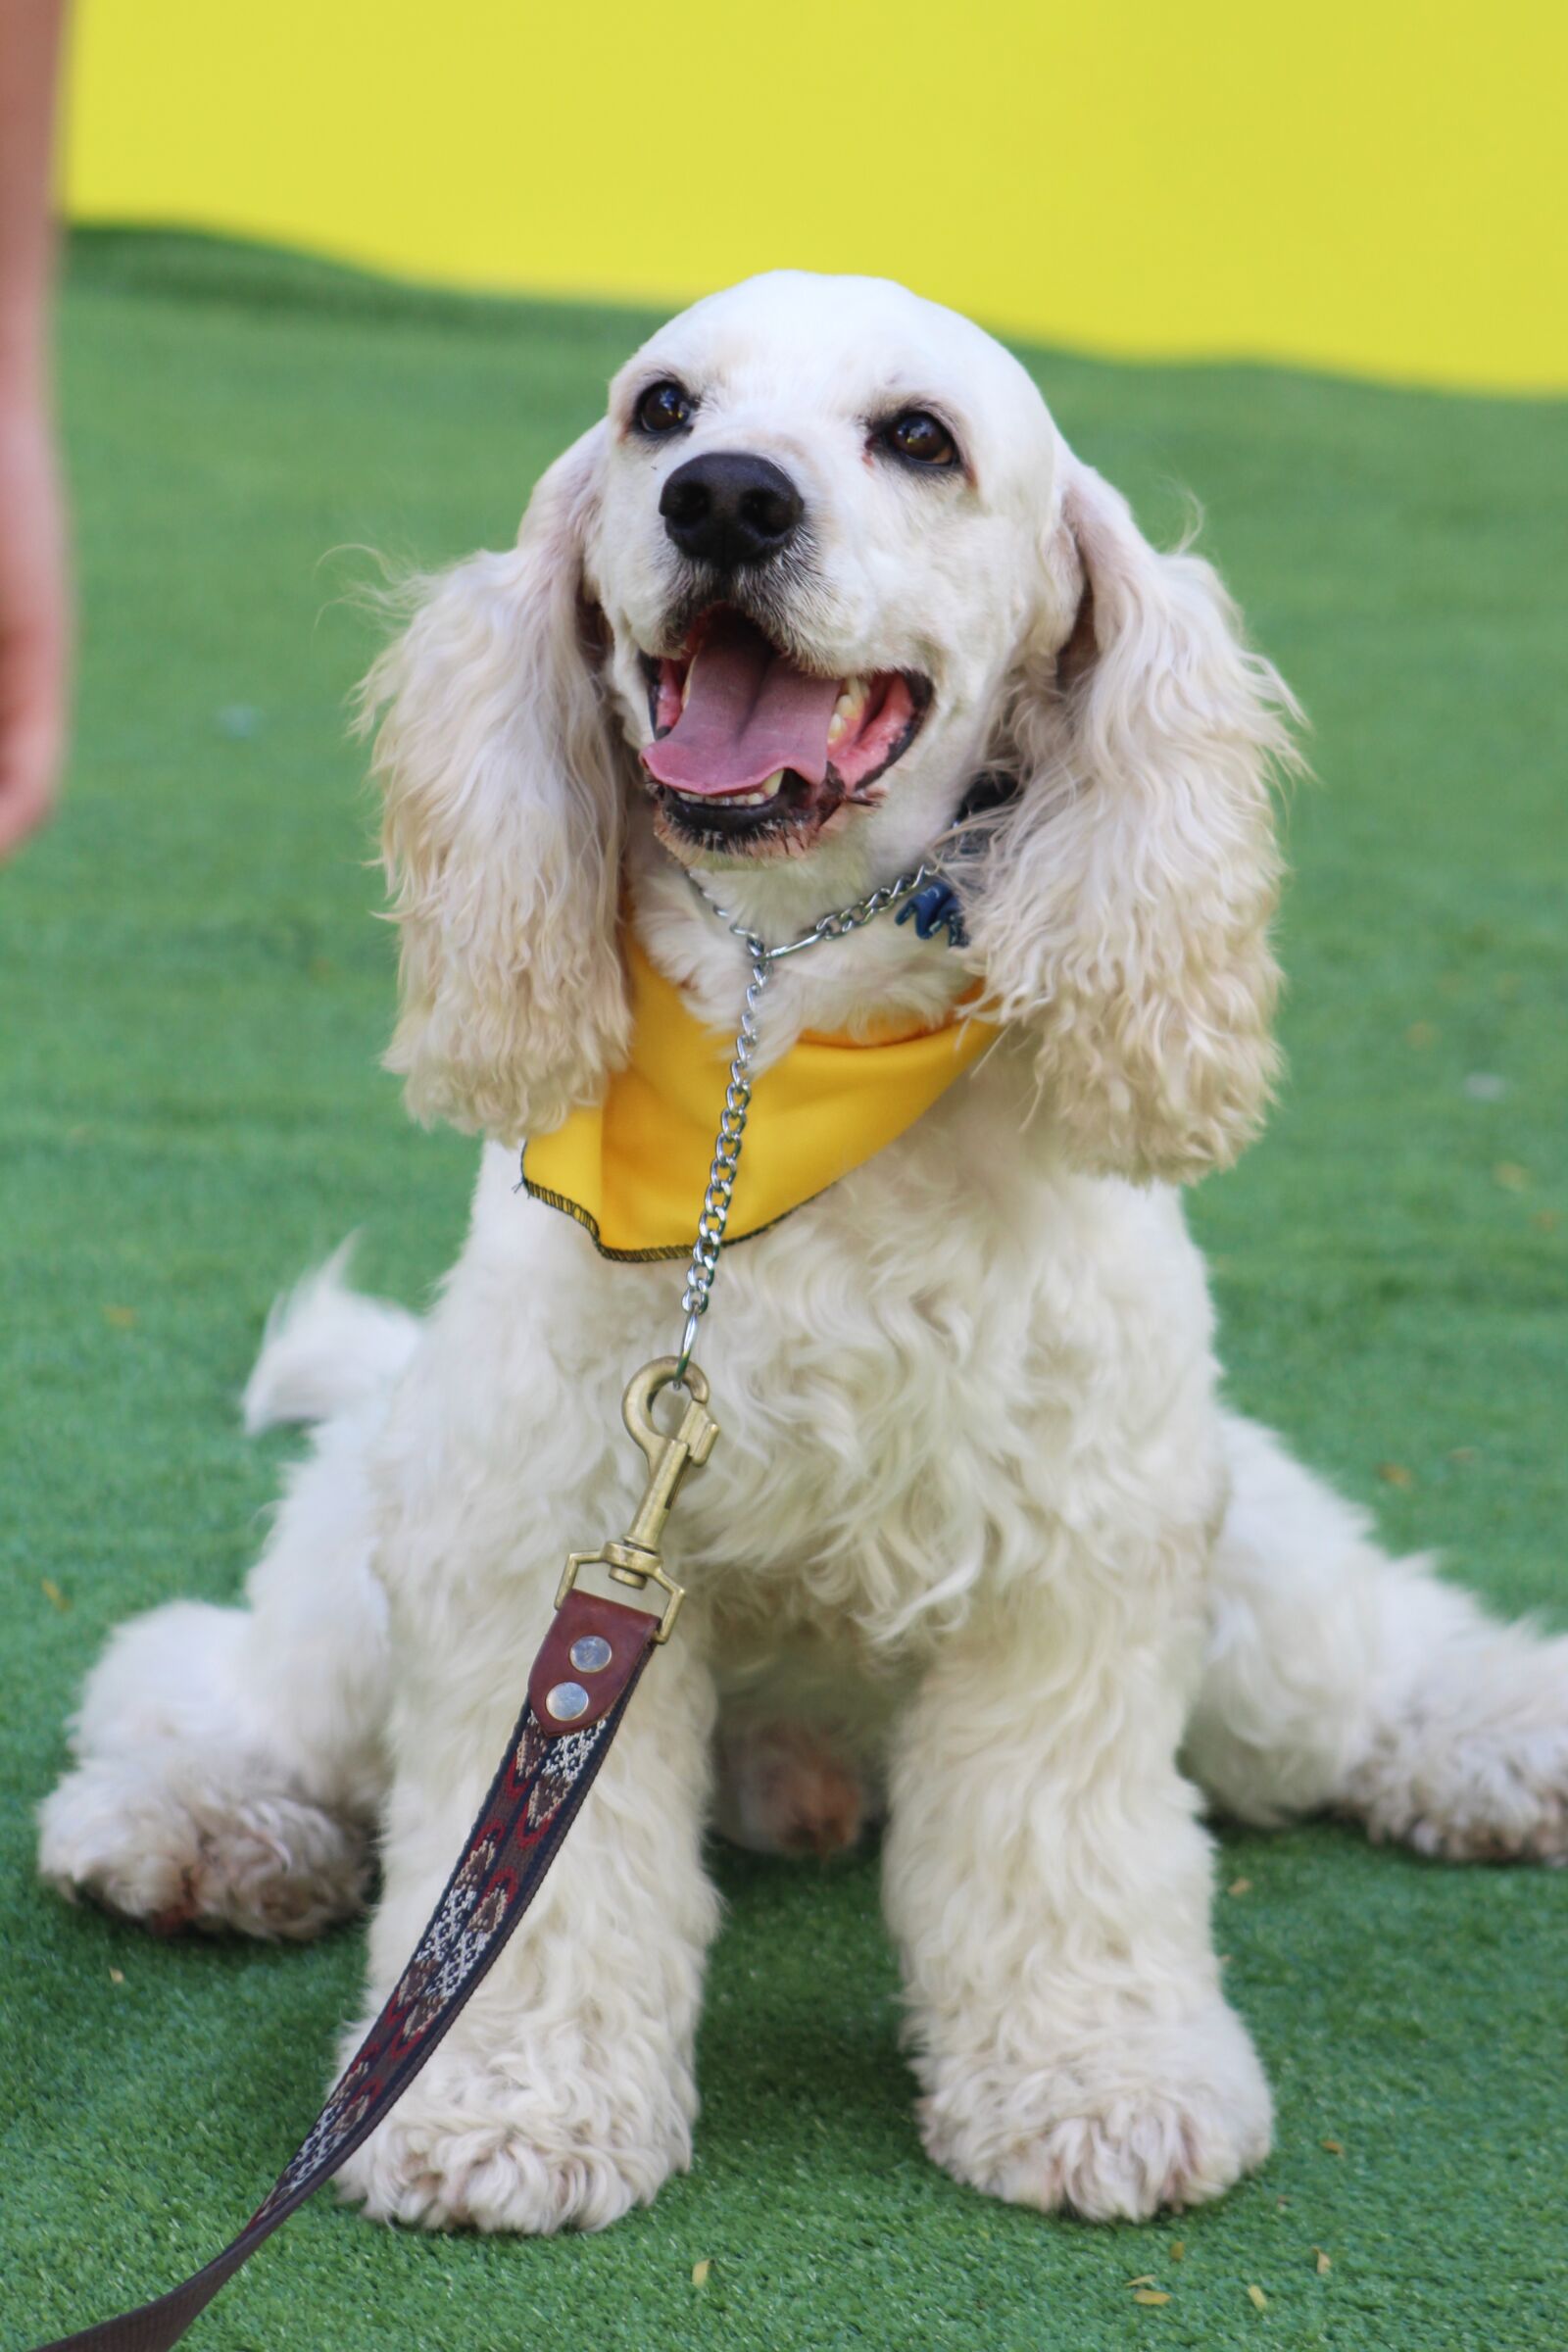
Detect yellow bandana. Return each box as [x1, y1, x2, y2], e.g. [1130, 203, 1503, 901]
[522, 937, 995, 1260]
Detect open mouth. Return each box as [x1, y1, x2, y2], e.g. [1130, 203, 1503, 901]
[639, 608, 930, 856]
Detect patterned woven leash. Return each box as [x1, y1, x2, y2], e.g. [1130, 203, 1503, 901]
[27, 859, 957, 2352]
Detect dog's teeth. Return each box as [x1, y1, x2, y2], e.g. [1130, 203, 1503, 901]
[670, 773, 784, 811]
[679, 666, 694, 711]
[827, 677, 868, 747]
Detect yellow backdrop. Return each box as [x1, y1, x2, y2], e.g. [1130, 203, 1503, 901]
[64, 0, 1566, 391]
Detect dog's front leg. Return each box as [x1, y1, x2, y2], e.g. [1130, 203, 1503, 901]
[884, 1574, 1271, 2222]
[336, 1606, 718, 2233]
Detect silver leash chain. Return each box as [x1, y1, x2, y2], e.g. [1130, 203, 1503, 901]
[674, 859, 946, 1376]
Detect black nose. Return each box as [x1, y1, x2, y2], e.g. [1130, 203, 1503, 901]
[659, 452, 804, 572]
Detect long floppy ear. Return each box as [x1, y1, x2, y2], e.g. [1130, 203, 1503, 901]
[966, 455, 1300, 1183]
[359, 422, 630, 1143]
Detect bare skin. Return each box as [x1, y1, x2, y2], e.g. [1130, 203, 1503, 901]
[0, 0, 70, 858]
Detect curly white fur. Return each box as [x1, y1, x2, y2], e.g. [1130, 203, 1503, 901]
[40, 272, 1565, 2237]
[366, 425, 630, 1141]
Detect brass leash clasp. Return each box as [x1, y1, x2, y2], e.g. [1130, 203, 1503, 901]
[555, 1357, 719, 1642]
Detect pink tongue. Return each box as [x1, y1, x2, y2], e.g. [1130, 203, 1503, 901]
[642, 612, 843, 796]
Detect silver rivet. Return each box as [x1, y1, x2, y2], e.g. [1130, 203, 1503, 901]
[569, 1635, 612, 1675]
[546, 1681, 589, 1722]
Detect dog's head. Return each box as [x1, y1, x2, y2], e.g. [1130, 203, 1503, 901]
[366, 271, 1298, 1181]
[590, 272, 1055, 884]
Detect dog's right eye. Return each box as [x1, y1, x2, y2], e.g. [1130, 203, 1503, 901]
[634, 380, 695, 437]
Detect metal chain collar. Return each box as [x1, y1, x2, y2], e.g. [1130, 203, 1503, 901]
[674, 860, 948, 1375]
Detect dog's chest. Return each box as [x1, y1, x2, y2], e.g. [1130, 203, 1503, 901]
[455, 1071, 1217, 1655]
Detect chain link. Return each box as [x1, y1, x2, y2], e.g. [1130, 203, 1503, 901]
[675, 939, 771, 1373]
[672, 861, 945, 1378]
[684, 859, 947, 964]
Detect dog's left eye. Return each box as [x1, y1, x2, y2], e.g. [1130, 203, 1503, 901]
[634, 379, 695, 436]
[880, 410, 960, 469]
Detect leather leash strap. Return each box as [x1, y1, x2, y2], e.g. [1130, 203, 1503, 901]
[29, 1587, 662, 2352]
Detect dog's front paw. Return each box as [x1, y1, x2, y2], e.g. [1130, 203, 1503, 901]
[919, 1998, 1272, 2222]
[334, 2028, 693, 2233]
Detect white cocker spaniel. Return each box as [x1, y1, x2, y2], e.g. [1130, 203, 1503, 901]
[40, 272, 1568, 2231]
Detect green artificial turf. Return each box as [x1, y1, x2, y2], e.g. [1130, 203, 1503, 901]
[3, 230, 1565, 2352]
